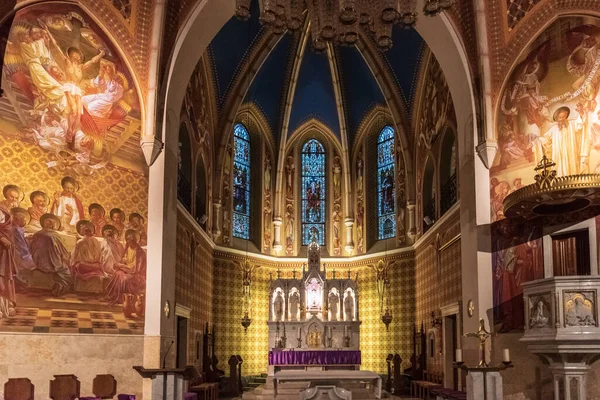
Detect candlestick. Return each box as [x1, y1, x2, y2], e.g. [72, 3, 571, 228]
[455, 349, 463, 363]
[502, 348, 510, 363]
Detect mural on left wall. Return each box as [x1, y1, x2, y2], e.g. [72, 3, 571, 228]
[0, 4, 147, 334]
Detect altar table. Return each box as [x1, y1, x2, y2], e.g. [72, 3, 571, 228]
[274, 370, 381, 399]
[268, 350, 361, 366]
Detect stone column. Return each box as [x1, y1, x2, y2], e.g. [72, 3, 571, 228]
[273, 216, 283, 253]
[406, 202, 416, 239]
[344, 218, 354, 254]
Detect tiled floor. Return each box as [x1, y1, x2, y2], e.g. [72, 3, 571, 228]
[1, 292, 144, 334]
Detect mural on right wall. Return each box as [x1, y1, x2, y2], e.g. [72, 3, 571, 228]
[491, 16, 600, 332]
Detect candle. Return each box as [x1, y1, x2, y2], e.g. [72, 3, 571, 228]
[297, 327, 301, 339]
[329, 327, 332, 338]
[455, 349, 463, 363]
[502, 348, 510, 363]
[344, 326, 347, 336]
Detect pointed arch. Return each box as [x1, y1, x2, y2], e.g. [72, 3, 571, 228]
[301, 138, 326, 245]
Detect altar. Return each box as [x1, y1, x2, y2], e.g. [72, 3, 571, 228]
[267, 241, 361, 375]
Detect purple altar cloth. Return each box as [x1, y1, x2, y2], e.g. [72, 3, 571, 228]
[268, 350, 361, 365]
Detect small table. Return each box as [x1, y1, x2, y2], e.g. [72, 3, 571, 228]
[274, 370, 381, 399]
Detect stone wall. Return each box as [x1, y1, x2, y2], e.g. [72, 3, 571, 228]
[0, 334, 144, 398]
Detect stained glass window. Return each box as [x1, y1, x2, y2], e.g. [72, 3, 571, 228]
[233, 124, 251, 239]
[378, 126, 396, 240]
[302, 139, 326, 245]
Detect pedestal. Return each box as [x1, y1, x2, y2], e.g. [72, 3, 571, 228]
[133, 366, 199, 400]
[466, 371, 502, 400]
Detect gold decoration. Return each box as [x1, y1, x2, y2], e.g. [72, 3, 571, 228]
[503, 157, 600, 219]
[534, 155, 557, 190]
[464, 318, 491, 367]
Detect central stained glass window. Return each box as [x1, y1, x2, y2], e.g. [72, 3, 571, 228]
[302, 139, 326, 245]
[233, 123, 250, 239]
[378, 126, 396, 239]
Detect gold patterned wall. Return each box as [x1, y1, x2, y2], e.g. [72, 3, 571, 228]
[176, 211, 214, 370]
[0, 136, 148, 218]
[212, 254, 416, 375]
[414, 209, 462, 374]
[213, 258, 271, 376]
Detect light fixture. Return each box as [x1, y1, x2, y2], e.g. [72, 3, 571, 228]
[240, 259, 259, 333]
[235, 0, 454, 52]
[370, 259, 393, 330]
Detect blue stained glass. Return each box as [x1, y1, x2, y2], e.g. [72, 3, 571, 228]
[378, 126, 396, 240]
[302, 139, 326, 246]
[233, 123, 251, 239]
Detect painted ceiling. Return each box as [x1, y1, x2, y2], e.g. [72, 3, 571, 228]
[208, 2, 426, 149]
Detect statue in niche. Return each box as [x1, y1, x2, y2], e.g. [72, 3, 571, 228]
[263, 199, 272, 252]
[345, 291, 354, 321]
[396, 150, 406, 244]
[329, 291, 339, 321]
[274, 291, 284, 321]
[308, 324, 322, 348]
[565, 295, 596, 326]
[290, 291, 300, 320]
[285, 156, 295, 200]
[332, 204, 342, 256]
[333, 156, 341, 199]
[264, 155, 272, 195]
[356, 153, 364, 195]
[529, 298, 549, 328]
[356, 201, 364, 253]
[285, 204, 294, 255]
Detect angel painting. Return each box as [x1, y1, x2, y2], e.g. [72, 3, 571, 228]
[502, 42, 550, 132]
[3, 8, 141, 175]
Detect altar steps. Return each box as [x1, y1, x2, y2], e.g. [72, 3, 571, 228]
[240, 377, 387, 400]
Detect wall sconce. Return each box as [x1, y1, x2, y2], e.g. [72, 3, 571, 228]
[240, 259, 260, 333]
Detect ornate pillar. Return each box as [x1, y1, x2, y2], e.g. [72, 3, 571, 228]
[212, 201, 222, 241]
[273, 217, 283, 254]
[344, 218, 354, 254]
[406, 201, 416, 240]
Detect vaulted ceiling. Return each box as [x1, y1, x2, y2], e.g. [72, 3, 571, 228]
[206, 0, 427, 151]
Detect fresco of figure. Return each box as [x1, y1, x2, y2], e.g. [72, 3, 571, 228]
[27, 191, 49, 230]
[11, 207, 35, 276]
[81, 61, 124, 119]
[109, 208, 127, 238]
[51, 176, 85, 233]
[104, 229, 146, 304]
[70, 220, 103, 281]
[100, 224, 124, 275]
[29, 214, 72, 296]
[127, 213, 147, 246]
[0, 185, 22, 212]
[88, 203, 107, 238]
[0, 202, 17, 319]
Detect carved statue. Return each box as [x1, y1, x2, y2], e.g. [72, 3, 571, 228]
[285, 156, 295, 200]
[264, 155, 272, 194]
[565, 296, 595, 326]
[529, 299, 549, 328]
[290, 291, 300, 320]
[329, 291, 339, 321]
[263, 199, 272, 252]
[344, 291, 354, 321]
[274, 291, 284, 321]
[356, 201, 364, 253]
[332, 204, 342, 256]
[356, 153, 364, 195]
[308, 324, 322, 347]
[333, 156, 341, 199]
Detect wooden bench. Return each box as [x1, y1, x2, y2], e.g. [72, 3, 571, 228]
[410, 370, 443, 399]
[188, 374, 218, 400]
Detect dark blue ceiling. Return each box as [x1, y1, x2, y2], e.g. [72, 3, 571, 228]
[380, 27, 425, 116]
[206, 9, 426, 147]
[288, 49, 340, 139]
[337, 45, 386, 147]
[208, 0, 263, 111]
[244, 32, 293, 143]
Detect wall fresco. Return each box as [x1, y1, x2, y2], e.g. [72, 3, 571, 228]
[491, 16, 600, 331]
[0, 4, 147, 333]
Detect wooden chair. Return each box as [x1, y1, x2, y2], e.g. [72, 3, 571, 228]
[49, 374, 80, 400]
[93, 374, 117, 399]
[4, 378, 34, 400]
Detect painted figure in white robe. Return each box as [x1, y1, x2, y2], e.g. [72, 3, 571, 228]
[82, 62, 124, 118]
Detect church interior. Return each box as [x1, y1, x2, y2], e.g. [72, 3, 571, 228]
[2, 0, 600, 399]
